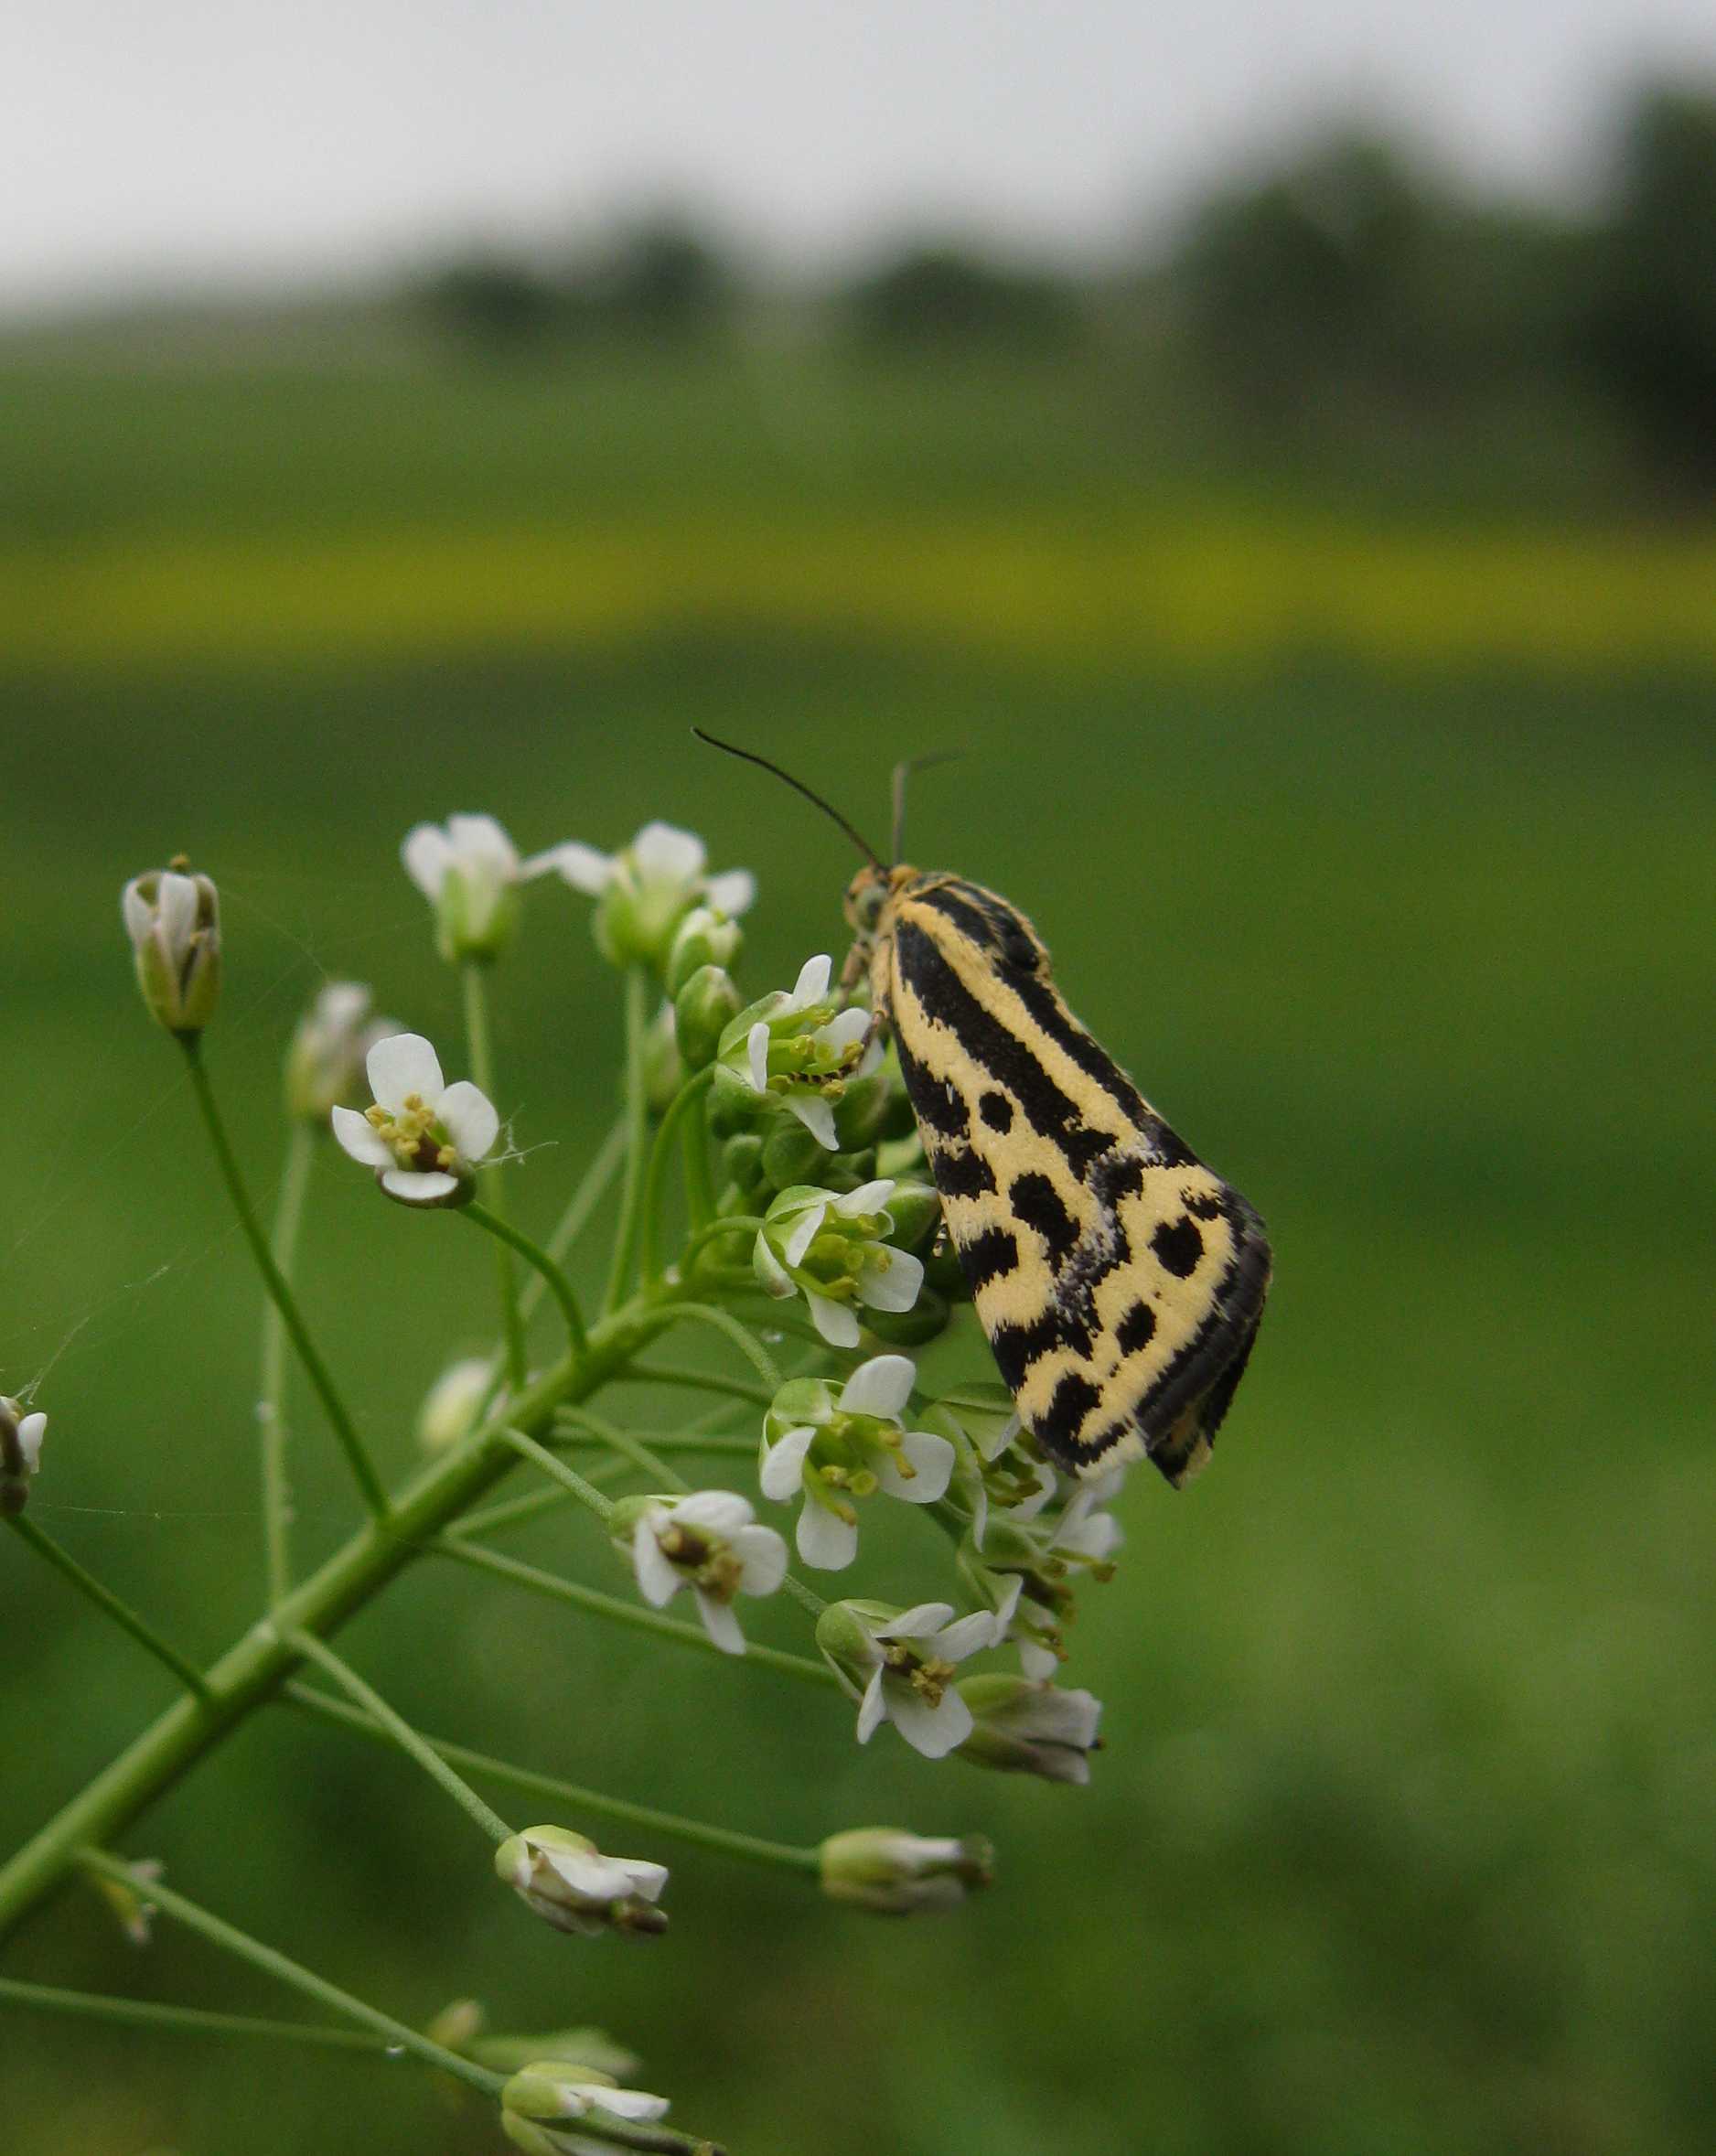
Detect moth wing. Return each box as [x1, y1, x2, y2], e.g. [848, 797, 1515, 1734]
[880, 883, 1270, 1486]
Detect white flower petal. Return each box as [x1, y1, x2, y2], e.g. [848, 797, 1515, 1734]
[780, 1199, 828, 1271]
[784, 1093, 839, 1150]
[990, 1575, 1024, 1631]
[631, 821, 706, 887]
[803, 1291, 860, 1348]
[837, 1353, 915, 1419]
[854, 1668, 888, 1743]
[882, 1602, 956, 1639]
[857, 1247, 923, 1314]
[331, 1106, 393, 1167]
[885, 1679, 974, 1759]
[436, 1080, 499, 1163]
[815, 1007, 871, 1055]
[536, 840, 616, 894]
[156, 870, 199, 951]
[788, 954, 831, 1009]
[853, 1033, 885, 1079]
[1058, 1511, 1123, 1561]
[796, 1499, 859, 1571]
[671, 1489, 754, 1537]
[694, 1590, 747, 1656]
[877, 1431, 955, 1504]
[16, 1413, 46, 1472]
[745, 1020, 771, 1095]
[401, 824, 454, 900]
[589, 2088, 672, 2125]
[759, 1425, 816, 1501]
[445, 813, 519, 876]
[752, 1234, 795, 1298]
[732, 1523, 788, 1596]
[703, 868, 756, 917]
[121, 881, 154, 948]
[933, 1609, 1001, 1660]
[631, 1515, 681, 1607]
[1019, 1637, 1061, 1680]
[380, 1168, 459, 1204]
[834, 1178, 894, 1217]
[366, 1032, 444, 1110]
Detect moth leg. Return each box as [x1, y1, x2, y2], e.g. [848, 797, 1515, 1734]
[838, 938, 869, 993]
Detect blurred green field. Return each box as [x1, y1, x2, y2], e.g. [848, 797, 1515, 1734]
[1, 352, 1713, 2156]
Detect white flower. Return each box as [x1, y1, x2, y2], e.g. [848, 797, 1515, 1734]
[495, 1826, 669, 1938]
[623, 1490, 788, 1655]
[1053, 1466, 1127, 1565]
[502, 2061, 677, 2156]
[539, 820, 755, 970]
[817, 1600, 1001, 1760]
[0, 1396, 47, 1517]
[955, 1675, 1105, 1784]
[402, 812, 558, 962]
[752, 1179, 925, 1347]
[121, 863, 221, 1035]
[415, 1357, 496, 1452]
[736, 954, 879, 1150]
[284, 980, 399, 1123]
[760, 1354, 955, 1570]
[330, 1033, 499, 1207]
[818, 1827, 993, 1914]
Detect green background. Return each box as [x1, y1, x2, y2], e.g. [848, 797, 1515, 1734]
[1, 349, 1713, 2156]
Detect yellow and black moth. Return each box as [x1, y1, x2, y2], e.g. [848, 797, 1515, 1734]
[696, 733, 1272, 1487]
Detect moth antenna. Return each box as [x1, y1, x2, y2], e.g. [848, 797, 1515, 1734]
[691, 728, 885, 869]
[890, 749, 961, 864]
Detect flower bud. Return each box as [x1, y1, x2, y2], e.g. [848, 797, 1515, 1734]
[954, 1675, 1103, 1785]
[121, 862, 220, 1036]
[501, 2062, 708, 2156]
[871, 1178, 939, 1251]
[284, 981, 398, 1124]
[759, 1121, 825, 1190]
[665, 906, 743, 997]
[415, 1357, 496, 1453]
[818, 1828, 994, 1915]
[672, 965, 742, 1071]
[0, 1396, 47, 1518]
[640, 1003, 684, 1117]
[496, 1827, 669, 1938]
[814, 1598, 890, 1692]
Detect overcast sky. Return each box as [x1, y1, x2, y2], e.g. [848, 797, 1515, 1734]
[5, 0, 1715, 310]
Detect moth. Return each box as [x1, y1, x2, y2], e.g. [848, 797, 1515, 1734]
[695, 733, 1271, 1486]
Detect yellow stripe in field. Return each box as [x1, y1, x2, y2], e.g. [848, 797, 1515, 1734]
[3, 512, 1714, 672]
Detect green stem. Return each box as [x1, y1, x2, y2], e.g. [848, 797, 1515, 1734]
[612, 1363, 771, 1409]
[181, 1039, 388, 1519]
[603, 966, 654, 1317]
[555, 1428, 759, 1462]
[540, 1114, 629, 1282]
[682, 1097, 717, 1233]
[662, 1302, 783, 1393]
[285, 1687, 820, 1875]
[0, 1976, 395, 2054]
[558, 1407, 686, 1494]
[437, 1538, 840, 1689]
[284, 1630, 512, 1843]
[463, 960, 528, 1392]
[637, 1066, 714, 1288]
[5, 1515, 212, 1704]
[499, 1428, 617, 1524]
[74, 1851, 503, 2097]
[677, 1215, 765, 1271]
[463, 1202, 588, 1357]
[257, 1121, 314, 1606]
[458, 1459, 632, 1540]
[0, 1298, 660, 1947]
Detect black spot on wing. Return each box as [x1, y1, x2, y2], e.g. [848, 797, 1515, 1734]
[960, 1226, 1020, 1290]
[1008, 1171, 1079, 1264]
[1116, 1301, 1157, 1355]
[989, 1303, 1095, 1393]
[1004, 968, 1154, 1126]
[1184, 1187, 1222, 1220]
[1151, 1217, 1205, 1278]
[1038, 1371, 1102, 1449]
[979, 1089, 1014, 1132]
[895, 918, 1110, 1175]
[933, 1144, 999, 1199]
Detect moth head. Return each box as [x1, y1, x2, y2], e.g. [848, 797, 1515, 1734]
[843, 862, 917, 942]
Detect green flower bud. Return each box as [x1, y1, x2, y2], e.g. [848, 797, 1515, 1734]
[814, 1598, 894, 1692]
[818, 1828, 994, 1915]
[672, 965, 742, 1071]
[760, 1121, 826, 1189]
[954, 1675, 1104, 1785]
[875, 1179, 940, 1251]
[640, 1003, 684, 1116]
[665, 906, 743, 996]
[121, 861, 220, 1036]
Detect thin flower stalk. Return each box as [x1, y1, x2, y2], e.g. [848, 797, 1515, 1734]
[0, 1976, 399, 2054]
[464, 960, 530, 1388]
[499, 1428, 617, 1524]
[604, 967, 655, 1315]
[637, 1065, 716, 1288]
[257, 1119, 314, 1606]
[464, 1203, 590, 1357]
[5, 1515, 212, 1706]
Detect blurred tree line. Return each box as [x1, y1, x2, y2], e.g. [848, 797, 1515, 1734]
[419, 80, 1716, 498]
